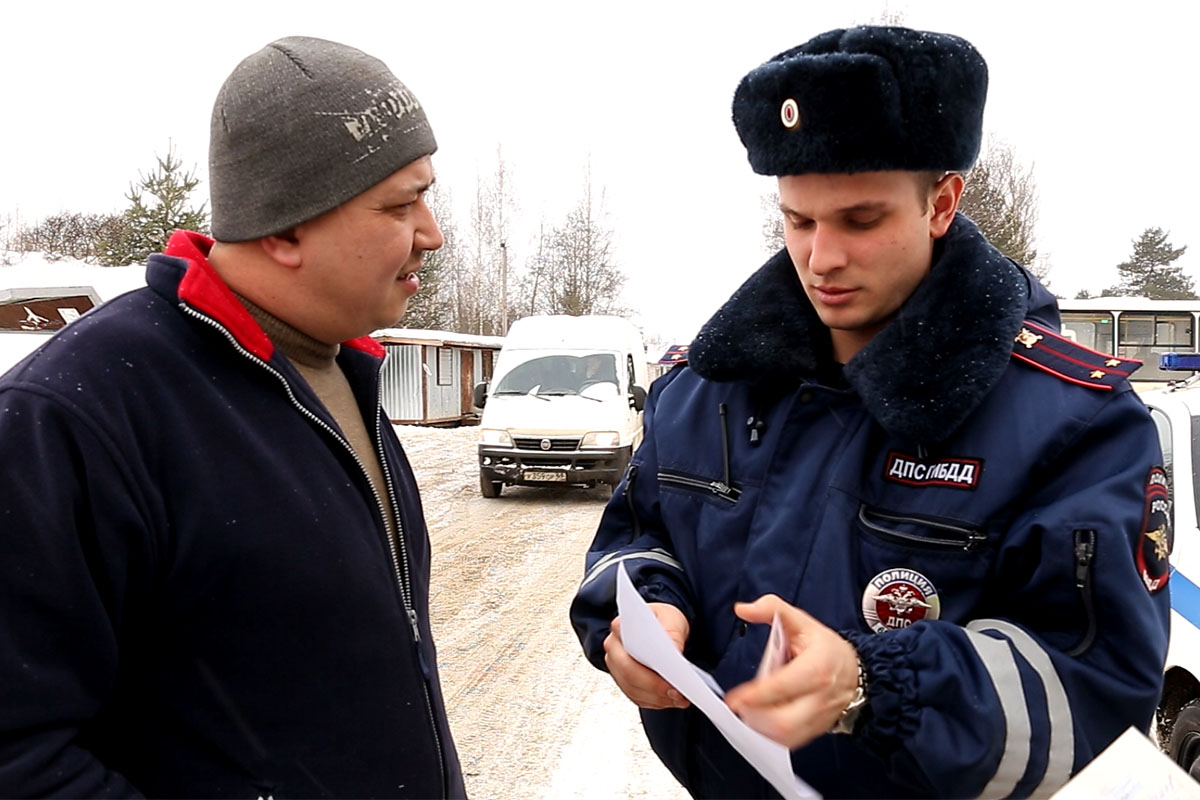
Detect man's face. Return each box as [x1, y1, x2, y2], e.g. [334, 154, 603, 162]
[292, 155, 442, 343]
[778, 170, 957, 362]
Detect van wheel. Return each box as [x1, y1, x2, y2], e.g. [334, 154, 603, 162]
[480, 474, 502, 498]
[1169, 699, 1200, 778]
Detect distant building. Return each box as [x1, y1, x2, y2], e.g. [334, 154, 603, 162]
[374, 329, 505, 426]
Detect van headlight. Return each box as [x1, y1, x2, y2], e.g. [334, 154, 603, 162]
[480, 429, 514, 447]
[580, 431, 620, 448]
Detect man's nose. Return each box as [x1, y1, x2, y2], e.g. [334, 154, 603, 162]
[417, 201, 445, 251]
[807, 224, 848, 275]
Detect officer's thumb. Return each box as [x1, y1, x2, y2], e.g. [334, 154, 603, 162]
[734, 594, 816, 633]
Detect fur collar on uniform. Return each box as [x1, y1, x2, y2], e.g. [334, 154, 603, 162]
[689, 213, 1029, 444]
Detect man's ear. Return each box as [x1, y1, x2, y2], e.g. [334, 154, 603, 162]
[929, 172, 964, 239]
[258, 228, 302, 269]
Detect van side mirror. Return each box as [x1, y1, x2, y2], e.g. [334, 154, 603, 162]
[472, 381, 489, 409]
[629, 384, 647, 412]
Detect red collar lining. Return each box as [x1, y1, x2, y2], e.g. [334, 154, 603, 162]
[166, 231, 386, 362]
[168, 232, 275, 362]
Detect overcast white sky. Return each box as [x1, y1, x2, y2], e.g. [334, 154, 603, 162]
[2, 0, 1197, 342]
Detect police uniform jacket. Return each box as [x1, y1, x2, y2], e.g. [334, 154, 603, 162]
[0, 232, 465, 798]
[570, 215, 1171, 799]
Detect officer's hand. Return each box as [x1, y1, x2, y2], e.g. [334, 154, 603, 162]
[603, 603, 691, 710]
[724, 594, 859, 749]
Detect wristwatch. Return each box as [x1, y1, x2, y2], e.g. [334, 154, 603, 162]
[832, 656, 868, 735]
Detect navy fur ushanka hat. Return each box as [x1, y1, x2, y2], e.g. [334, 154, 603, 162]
[732, 26, 987, 175]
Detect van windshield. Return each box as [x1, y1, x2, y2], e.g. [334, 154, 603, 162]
[494, 353, 619, 396]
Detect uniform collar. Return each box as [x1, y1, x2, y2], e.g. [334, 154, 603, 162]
[689, 214, 1031, 443]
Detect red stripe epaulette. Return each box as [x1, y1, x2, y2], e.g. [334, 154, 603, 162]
[1010, 319, 1141, 391]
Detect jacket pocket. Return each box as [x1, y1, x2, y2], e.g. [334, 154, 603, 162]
[857, 504, 987, 553]
[658, 468, 742, 504]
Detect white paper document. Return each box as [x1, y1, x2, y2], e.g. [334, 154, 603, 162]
[1049, 726, 1200, 800]
[615, 563, 821, 800]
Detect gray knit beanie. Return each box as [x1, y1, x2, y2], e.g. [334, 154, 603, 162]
[209, 36, 437, 242]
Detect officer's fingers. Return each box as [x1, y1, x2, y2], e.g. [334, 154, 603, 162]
[603, 631, 690, 710]
[737, 694, 834, 750]
[732, 593, 786, 625]
[728, 637, 857, 712]
[648, 603, 690, 651]
[735, 595, 821, 638]
[725, 655, 810, 711]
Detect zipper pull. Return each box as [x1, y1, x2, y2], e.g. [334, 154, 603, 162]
[408, 608, 422, 643]
[1073, 530, 1095, 589]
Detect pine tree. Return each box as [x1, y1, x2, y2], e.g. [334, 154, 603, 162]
[1107, 227, 1193, 299]
[96, 144, 209, 266]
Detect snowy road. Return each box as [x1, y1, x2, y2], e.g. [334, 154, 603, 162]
[395, 425, 688, 800]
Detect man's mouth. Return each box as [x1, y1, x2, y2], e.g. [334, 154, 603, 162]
[813, 285, 856, 305]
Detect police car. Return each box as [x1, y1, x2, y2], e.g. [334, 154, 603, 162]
[1143, 353, 1200, 777]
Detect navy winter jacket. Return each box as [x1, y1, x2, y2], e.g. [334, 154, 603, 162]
[0, 232, 465, 798]
[570, 216, 1171, 799]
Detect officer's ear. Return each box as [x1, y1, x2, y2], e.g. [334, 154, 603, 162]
[929, 172, 964, 239]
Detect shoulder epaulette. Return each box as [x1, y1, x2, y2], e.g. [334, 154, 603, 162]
[1010, 319, 1141, 391]
[659, 344, 690, 366]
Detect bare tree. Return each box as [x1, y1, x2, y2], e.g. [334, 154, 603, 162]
[959, 135, 1044, 278]
[761, 190, 785, 255]
[402, 181, 459, 330]
[458, 148, 518, 334]
[539, 167, 625, 316]
[14, 212, 124, 263]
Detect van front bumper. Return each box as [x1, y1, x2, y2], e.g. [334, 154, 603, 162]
[478, 443, 632, 486]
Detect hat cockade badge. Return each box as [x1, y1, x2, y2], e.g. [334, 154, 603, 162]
[780, 98, 802, 130]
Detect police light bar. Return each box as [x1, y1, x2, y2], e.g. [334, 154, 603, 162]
[1160, 353, 1200, 371]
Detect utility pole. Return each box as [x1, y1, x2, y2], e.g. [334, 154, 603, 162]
[500, 240, 508, 334]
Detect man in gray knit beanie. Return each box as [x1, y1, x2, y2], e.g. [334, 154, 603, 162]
[209, 36, 438, 242]
[0, 36, 465, 798]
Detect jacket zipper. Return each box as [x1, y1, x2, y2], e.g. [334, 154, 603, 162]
[658, 469, 742, 503]
[624, 463, 642, 538]
[857, 505, 987, 552]
[1066, 529, 1097, 657]
[180, 305, 446, 796]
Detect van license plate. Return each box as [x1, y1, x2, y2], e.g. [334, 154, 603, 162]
[525, 470, 567, 482]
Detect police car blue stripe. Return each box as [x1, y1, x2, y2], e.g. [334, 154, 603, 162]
[1170, 567, 1200, 630]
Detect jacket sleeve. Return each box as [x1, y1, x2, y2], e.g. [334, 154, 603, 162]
[847, 389, 1171, 799]
[569, 367, 697, 670]
[0, 385, 149, 797]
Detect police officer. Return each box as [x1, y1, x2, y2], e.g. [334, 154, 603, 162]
[570, 25, 1171, 799]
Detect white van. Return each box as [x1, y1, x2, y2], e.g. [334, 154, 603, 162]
[472, 315, 648, 497]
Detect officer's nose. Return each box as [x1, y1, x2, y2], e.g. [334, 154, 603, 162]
[807, 224, 848, 276]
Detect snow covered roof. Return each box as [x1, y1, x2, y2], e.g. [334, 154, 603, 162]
[373, 327, 506, 348]
[0, 253, 146, 302]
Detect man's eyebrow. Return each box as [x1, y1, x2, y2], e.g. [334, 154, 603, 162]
[385, 176, 436, 204]
[837, 201, 888, 214]
[779, 200, 890, 216]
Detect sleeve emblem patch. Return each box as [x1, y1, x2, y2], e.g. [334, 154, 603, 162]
[1138, 466, 1172, 594]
